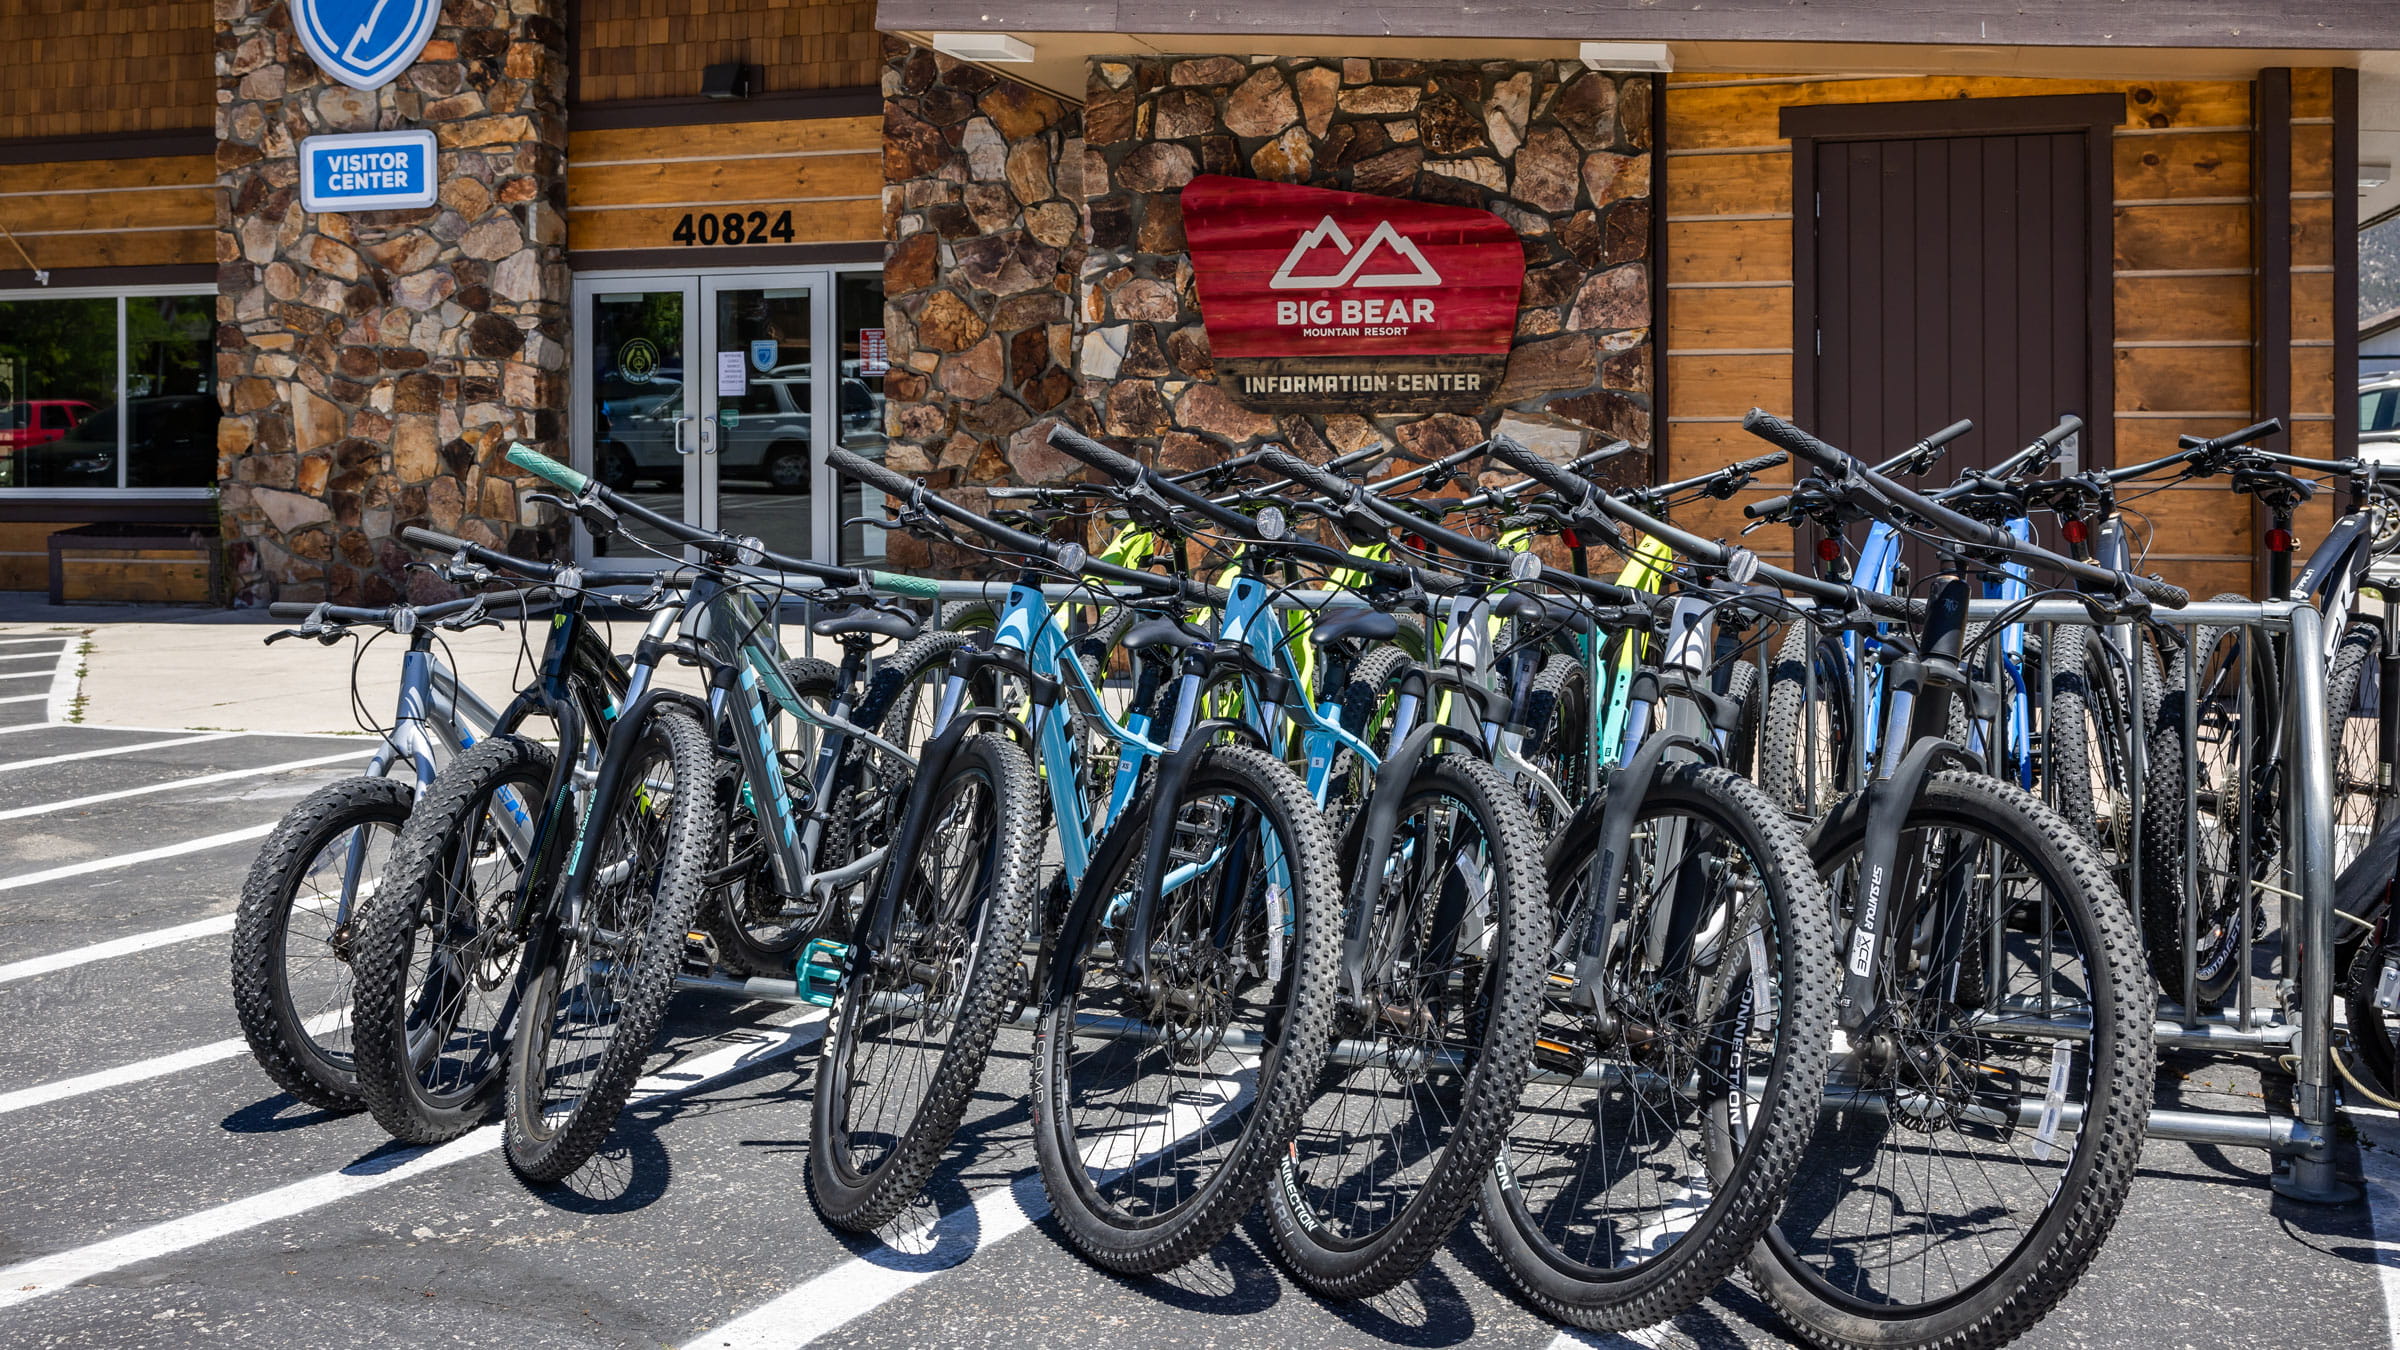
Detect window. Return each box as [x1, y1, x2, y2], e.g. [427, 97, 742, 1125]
[0, 289, 215, 493]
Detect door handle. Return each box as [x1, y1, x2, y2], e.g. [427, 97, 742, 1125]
[671, 414, 696, 456]
[700, 417, 718, 455]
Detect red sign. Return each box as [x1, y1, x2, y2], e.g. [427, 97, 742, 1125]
[1180, 174, 1524, 413]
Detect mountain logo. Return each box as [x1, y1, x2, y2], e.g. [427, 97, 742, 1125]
[1267, 216, 1443, 290]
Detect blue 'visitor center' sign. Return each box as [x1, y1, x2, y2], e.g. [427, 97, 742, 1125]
[298, 131, 440, 213]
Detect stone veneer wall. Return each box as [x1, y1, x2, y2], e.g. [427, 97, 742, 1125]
[879, 36, 1090, 573]
[215, 0, 569, 605]
[1082, 57, 1655, 473]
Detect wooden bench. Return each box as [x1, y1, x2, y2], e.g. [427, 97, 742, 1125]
[46, 523, 219, 606]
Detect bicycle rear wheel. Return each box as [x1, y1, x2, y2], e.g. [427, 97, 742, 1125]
[1031, 743, 1340, 1274]
[350, 736, 552, 1143]
[1483, 762, 1833, 1331]
[503, 703, 719, 1182]
[1752, 771, 2152, 1350]
[1265, 752, 1547, 1298]
[810, 733, 1044, 1231]
[1758, 620, 1857, 817]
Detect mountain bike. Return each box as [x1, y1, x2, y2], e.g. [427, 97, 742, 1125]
[1738, 408, 2180, 1350]
[231, 584, 566, 1112]
[834, 443, 1348, 1269]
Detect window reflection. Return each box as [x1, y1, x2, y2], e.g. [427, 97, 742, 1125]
[0, 297, 115, 488]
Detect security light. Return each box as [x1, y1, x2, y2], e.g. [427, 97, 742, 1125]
[702, 62, 754, 99]
[1579, 42, 1674, 73]
[931, 33, 1035, 63]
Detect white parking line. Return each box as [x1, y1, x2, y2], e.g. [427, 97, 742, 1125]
[0, 822, 274, 897]
[0, 668, 48, 680]
[0, 692, 48, 704]
[0, 1011, 349, 1116]
[0, 749, 365, 822]
[2352, 1111, 2400, 1350]
[0, 732, 240, 774]
[0, 913, 240, 984]
[0, 636, 69, 648]
[0, 1012, 827, 1310]
[1546, 1328, 1670, 1349]
[705, 1056, 1255, 1348]
[0, 652, 57, 664]
[45, 637, 84, 723]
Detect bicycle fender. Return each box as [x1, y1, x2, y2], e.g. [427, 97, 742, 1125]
[1569, 730, 1710, 1010]
[1191, 717, 1270, 753]
[1837, 736, 1979, 1031]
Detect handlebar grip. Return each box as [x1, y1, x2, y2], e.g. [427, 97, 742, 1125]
[267, 602, 321, 619]
[1739, 410, 1848, 473]
[1925, 419, 1975, 451]
[505, 442, 590, 494]
[827, 448, 924, 504]
[1743, 494, 1792, 520]
[1045, 424, 1147, 484]
[864, 570, 943, 600]
[1732, 452, 1789, 475]
[1257, 449, 1362, 501]
[2130, 573, 2189, 609]
[2040, 414, 2084, 448]
[2218, 418, 2284, 450]
[400, 526, 471, 555]
[1482, 434, 1584, 495]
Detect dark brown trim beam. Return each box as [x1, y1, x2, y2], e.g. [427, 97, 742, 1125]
[1780, 93, 2128, 141]
[2336, 68, 2361, 496]
[1647, 72, 1667, 482]
[0, 129, 212, 165]
[569, 88, 881, 130]
[2254, 69, 2292, 593]
[877, 0, 2395, 50]
[0, 264, 215, 290]
[566, 243, 883, 272]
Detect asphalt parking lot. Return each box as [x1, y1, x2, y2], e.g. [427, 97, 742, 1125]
[3, 617, 2400, 1349]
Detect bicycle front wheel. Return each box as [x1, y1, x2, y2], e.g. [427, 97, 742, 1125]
[1266, 752, 1548, 1298]
[503, 703, 720, 1182]
[1031, 743, 1340, 1274]
[1483, 761, 1833, 1331]
[231, 775, 414, 1111]
[1752, 770, 2153, 1350]
[810, 733, 1044, 1231]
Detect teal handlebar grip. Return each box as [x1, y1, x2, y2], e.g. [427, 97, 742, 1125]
[865, 570, 943, 600]
[506, 442, 591, 494]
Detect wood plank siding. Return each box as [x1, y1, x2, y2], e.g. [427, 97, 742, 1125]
[1662, 70, 2338, 597]
[0, 154, 216, 282]
[563, 116, 882, 257]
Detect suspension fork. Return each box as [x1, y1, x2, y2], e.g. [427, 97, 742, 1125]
[1118, 648, 1214, 989]
[1840, 575, 1979, 1033]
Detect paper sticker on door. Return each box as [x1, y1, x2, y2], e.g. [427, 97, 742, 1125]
[717, 351, 747, 396]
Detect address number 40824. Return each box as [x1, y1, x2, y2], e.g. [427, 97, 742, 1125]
[672, 209, 799, 246]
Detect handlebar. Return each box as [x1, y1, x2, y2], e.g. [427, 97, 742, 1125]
[830, 444, 1178, 599]
[2177, 418, 2283, 455]
[399, 525, 563, 582]
[265, 587, 547, 629]
[1740, 410, 2188, 609]
[1746, 418, 1977, 522]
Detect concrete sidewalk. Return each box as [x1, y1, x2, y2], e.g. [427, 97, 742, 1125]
[0, 592, 703, 735]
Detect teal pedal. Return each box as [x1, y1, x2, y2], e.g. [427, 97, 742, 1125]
[796, 938, 851, 1008]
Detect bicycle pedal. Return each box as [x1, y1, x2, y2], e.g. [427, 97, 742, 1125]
[682, 930, 719, 977]
[796, 937, 852, 1008]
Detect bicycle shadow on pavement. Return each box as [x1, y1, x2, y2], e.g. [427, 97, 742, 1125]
[220, 1093, 351, 1134]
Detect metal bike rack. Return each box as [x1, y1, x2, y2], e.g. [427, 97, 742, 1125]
[1982, 596, 2355, 1202]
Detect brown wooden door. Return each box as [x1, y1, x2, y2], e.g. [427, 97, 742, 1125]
[1805, 130, 2095, 511]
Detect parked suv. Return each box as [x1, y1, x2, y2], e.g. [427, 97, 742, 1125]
[598, 367, 876, 491]
[0, 399, 98, 485]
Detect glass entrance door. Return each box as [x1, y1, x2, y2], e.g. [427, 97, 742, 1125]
[702, 276, 817, 562]
[574, 267, 884, 569]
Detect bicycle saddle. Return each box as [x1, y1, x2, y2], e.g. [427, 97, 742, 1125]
[810, 608, 917, 642]
[1310, 606, 1400, 648]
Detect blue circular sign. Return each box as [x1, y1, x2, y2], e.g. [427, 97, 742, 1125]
[292, 0, 442, 93]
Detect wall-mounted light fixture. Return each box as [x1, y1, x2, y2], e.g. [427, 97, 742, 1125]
[2363, 159, 2393, 189]
[931, 33, 1036, 63]
[1579, 42, 1673, 73]
[702, 62, 755, 99]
